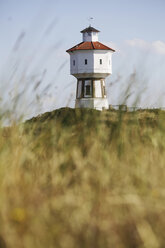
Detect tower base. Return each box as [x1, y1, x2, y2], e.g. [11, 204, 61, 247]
[75, 98, 109, 111]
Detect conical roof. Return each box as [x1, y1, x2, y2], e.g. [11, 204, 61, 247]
[66, 41, 115, 53]
[80, 26, 100, 33]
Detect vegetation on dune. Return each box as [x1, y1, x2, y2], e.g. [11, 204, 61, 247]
[0, 107, 165, 248]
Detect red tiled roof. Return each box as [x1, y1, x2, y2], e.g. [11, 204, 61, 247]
[66, 42, 115, 53]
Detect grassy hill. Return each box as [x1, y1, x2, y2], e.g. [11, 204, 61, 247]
[0, 107, 165, 248]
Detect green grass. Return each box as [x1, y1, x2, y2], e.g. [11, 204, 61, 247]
[0, 107, 165, 248]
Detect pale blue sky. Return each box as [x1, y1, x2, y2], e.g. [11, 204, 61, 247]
[1, 0, 165, 44]
[0, 0, 165, 119]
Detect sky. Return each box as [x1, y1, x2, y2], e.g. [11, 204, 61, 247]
[0, 0, 165, 120]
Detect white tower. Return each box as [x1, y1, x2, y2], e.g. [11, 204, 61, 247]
[66, 26, 115, 110]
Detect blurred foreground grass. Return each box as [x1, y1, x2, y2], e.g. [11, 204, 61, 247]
[0, 107, 165, 248]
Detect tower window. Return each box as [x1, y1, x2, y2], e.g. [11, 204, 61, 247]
[85, 59, 88, 65]
[73, 60, 75, 66]
[84, 80, 92, 97]
[86, 85, 90, 95]
[100, 59, 102, 65]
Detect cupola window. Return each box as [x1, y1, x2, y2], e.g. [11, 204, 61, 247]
[85, 59, 88, 65]
[100, 59, 102, 65]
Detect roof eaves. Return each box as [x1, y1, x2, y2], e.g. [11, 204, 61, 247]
[66, 42, 84, 52]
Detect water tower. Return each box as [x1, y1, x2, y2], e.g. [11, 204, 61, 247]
[66, 26, 115, 110]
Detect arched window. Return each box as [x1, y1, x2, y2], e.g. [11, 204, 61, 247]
[73, 60, 75, 66]
[100, 59, 102, 65]
[85, 59, 87, 65]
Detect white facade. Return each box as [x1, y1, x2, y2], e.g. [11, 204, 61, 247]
[69, 50, 113, 78]
[95, 80, 102, 97]
[75, 98, 109, 111]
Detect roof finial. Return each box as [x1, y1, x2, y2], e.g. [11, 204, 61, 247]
[88, 17, 93, 27]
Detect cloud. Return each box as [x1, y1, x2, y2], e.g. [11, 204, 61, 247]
[152, 41, 165, 55]
[126, 39, 165, 55]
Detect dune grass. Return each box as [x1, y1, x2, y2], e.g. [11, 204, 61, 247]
[0, 107, 165, 248]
